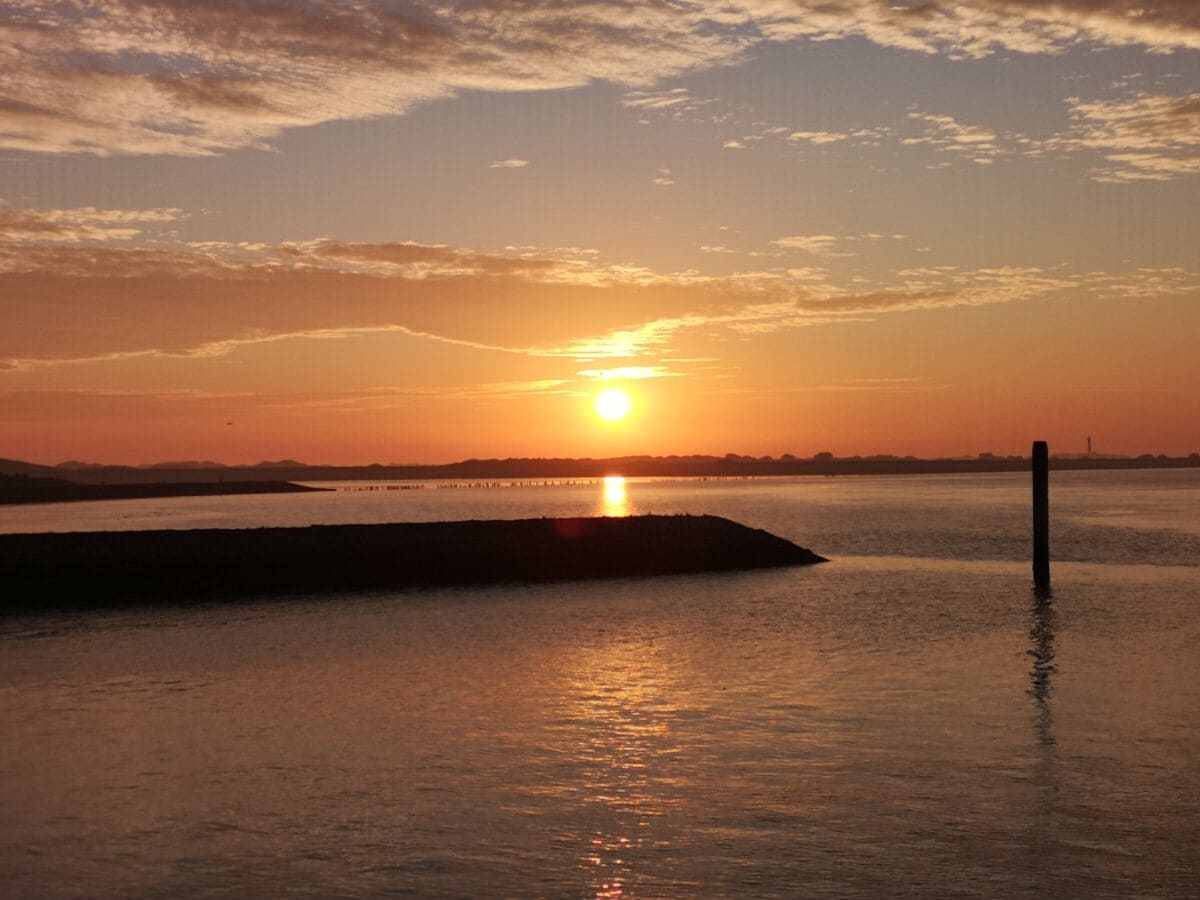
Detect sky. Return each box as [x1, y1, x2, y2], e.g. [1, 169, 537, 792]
[2, 0, 1198, 465]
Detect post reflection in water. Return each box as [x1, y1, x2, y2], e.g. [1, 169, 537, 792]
[601, 476, 629, 517]
[1029, 585, 1057, 749]
[1022, 585, 1060, 883]
[1028, 583, 1062, 866]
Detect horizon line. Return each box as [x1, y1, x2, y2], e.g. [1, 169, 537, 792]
[6, 449, 1199, 471]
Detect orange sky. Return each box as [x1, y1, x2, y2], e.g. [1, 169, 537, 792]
[2, 1, 1198, 464]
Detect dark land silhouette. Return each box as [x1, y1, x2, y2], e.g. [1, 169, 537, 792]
[0, 473, 328, 505]
[2, 451, 1197, 488]
[0, 515, 826, 611]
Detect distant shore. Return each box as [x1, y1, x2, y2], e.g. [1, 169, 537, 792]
[0, 480, 329, 506]
[0, 515, 826, 611]
[2, 453, 1197, 487]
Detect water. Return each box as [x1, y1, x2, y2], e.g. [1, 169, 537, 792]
[2, 471, 1198, 897]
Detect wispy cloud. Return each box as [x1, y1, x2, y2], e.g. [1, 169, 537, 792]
[906, 112, 999, 147]
[1, 220, 1196, 373]
[577, 366, 680, 381]
[0, 204, 183, 243]
[1060, 92, 1200, 181]
[704, 377, 948, 398]
[772, 235, 848, 257]
[887, 92, 1200, 179]
[901, 110, 1012, 164]
[5, 2, 1197, 157]
[770, 233, 903, 257]
[787, 130, 849, 145]
[716, 122, 887, 153]
[488, 158, 529, 169]
[726, 0, 1200, 57]
[621, 88, 698, 112]
[0, 379, 578, 422]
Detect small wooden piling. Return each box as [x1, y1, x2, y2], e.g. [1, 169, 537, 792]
[1032, 441, 1050, 586]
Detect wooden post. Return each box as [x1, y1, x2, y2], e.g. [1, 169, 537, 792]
[1032, 441, 1050, 587]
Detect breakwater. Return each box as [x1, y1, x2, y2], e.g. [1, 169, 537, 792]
[0, 515, 826, 610]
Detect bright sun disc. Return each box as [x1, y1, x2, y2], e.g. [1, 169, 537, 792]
[595, 388, 631, 421]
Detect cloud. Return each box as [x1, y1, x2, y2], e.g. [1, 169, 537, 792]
[788, 130, 849, 144]
[8, 1, 1195, 157]
[906, 112, 999, 146]
[488, 158, 529, 168]
[0, 228, 759, 368]
[1, 219, 1195, 372]
[896, 93, 1200, 180]
[732, 233, 907, 260]
[1060, 92, 1200, 181]
[1, 0, 749, 156]
[0, 204, 183, 243]
[901, 110, 1009, 163]
[576, 366, 681, 381]
[705, 376, 947, 398]
[272, 238, 736, 289]
[1084, 266, 1200, 299]
[725, 0, 1200, 57]
[562, 262, 1200, 353]
[0, 379, 581, 423]
[721, 122, 888, 152]
[784, 267, 828, 281]
[771, 234, 909, 257]
[621, 88, 698, 112]
[702, 242, 797, 260]
[772, 235, 846, 256]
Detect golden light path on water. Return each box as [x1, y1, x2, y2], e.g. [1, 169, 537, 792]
[562, 633, 682, 899]
[602, 476, 629, 517]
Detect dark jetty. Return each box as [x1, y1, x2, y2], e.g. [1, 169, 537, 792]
[0, 515, 826, 611]
[0, 479, 328, 506]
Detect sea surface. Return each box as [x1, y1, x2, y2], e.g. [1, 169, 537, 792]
[2, 470, 1198, 897]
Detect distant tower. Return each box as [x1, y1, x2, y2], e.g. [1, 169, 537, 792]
[1087, 435, 1092, 456]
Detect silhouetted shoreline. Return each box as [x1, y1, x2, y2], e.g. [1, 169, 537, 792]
[2, 453, 1197, 486]
[0, 479, 329, 506]
[0, 515, 826, 611]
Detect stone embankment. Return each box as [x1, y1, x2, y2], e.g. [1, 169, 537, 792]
[0, 514, 826, 610]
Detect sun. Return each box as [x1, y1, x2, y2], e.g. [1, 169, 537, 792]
[595, 388, 631, 421]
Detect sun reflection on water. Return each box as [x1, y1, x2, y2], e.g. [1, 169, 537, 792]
[602, 476, 629, 517]
[556, 637, 687, 898]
